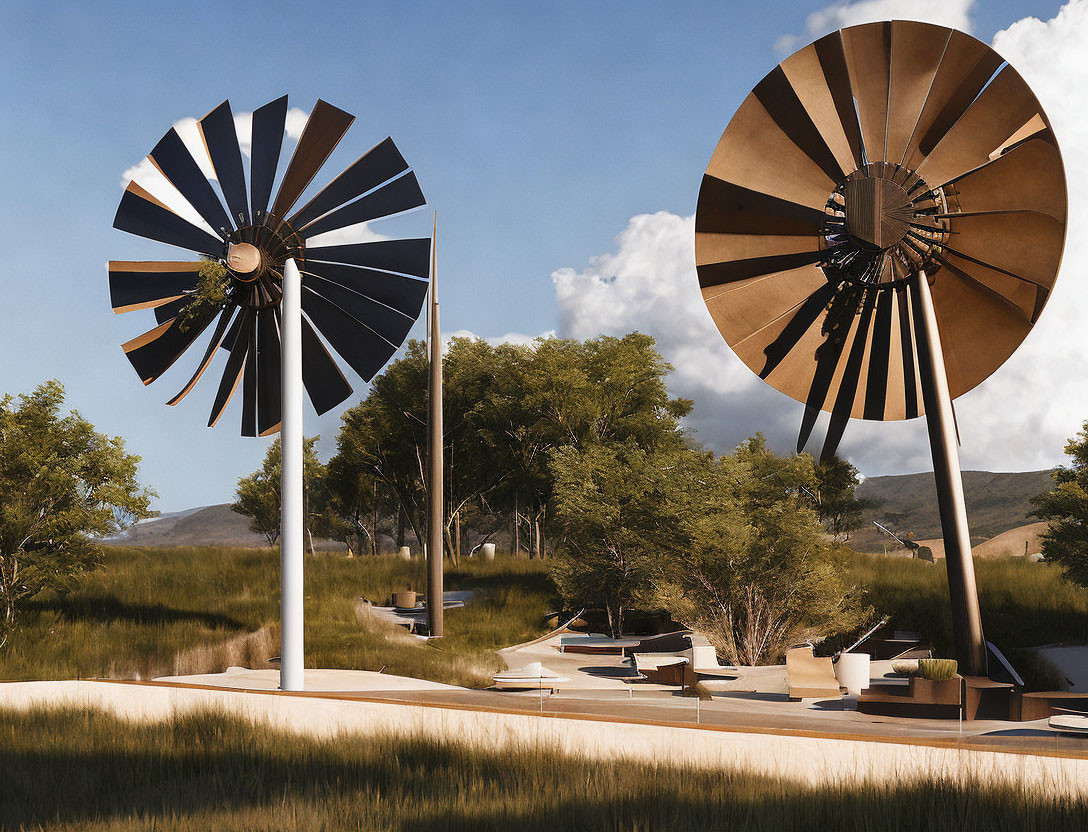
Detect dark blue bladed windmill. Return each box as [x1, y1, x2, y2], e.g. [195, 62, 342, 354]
[109, 97, 434, 690]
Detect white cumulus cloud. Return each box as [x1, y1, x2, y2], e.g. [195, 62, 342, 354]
[776, 0, 974, 52]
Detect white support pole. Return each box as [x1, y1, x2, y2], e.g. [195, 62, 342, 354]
[280, 257, 305, 690]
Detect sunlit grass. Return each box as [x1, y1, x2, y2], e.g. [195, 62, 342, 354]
[0, 547, 556, 687]
[838, 550, 1088, 687]
[2, 704, 1086, 831]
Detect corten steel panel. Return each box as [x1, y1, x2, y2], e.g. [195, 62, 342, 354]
[110, 96, 432, 435]
[695, 19, 1068, 457]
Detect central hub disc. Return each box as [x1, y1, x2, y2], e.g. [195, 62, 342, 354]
[226, 242, 262, 278]
[820, 163, 948, 288]
[844, 176, 913, 251]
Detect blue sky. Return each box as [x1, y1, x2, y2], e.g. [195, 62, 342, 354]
[0, 0, 1074, 510]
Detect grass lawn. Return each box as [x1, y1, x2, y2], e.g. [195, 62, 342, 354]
[0, 546, 556, 687]
[838, 550, 1088, 685]
[2, 705, 1085, 832]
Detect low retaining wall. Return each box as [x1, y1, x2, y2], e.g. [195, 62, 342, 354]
[2, 680, 1086, 796]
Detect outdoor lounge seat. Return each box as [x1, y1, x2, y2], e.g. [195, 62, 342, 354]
[630, 653, 689, 686]
[492, 662, 571, 692]
[621, 630, 693, 657]
[685, 645, 738, 678]
[1049, 713, 1088, 734]
[786, 646, 845, 700]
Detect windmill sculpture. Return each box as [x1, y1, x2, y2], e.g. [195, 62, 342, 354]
[110, 96, 436, 689]
[695, 21, 1067, 676]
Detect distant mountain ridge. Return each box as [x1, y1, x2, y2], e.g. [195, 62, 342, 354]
[851, 469, 1056, 554]
[107, 469, 1059, 552]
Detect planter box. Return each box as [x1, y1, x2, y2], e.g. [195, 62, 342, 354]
[393, 591, 417, 608]
[909, 676, 961, 705]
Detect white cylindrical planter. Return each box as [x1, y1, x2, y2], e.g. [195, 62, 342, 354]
[481, 543, 496, 562]
[280, 258, 304, 692]
[835, 652, 871, 696]
[397, 546, 412, 561]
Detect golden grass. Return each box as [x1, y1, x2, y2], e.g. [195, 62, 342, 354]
[2, 704, 1086, 831]
[1, 547, 556, 688]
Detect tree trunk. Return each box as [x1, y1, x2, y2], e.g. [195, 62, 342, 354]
[454, 510, 461, 562]
[396, 507, 406, 549]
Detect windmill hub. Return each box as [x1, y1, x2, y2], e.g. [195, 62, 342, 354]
[844, 175, 912, 251]
[226, 242, 262, 276]
[820, 163, 948, 288]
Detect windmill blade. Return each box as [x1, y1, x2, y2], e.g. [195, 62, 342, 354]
[779, 37, 861, 175]
[208, 309, 254, 427]
[199, 100, 251, 227]
[108, 261, 200, 313]
[241, 324, 259, 437]
[862, 288, 894, 420]
[841, 21, 891, 162]
[302, 274, 415, 346]
[301, 319, 353, 415]
[299, 171, 426, 238]
[305, 238, 432, 280]
[942, 212, 1064, 292]
[270, 99, 355, 222]
[154, 295, 192, 324]
[121, 308, 218, 385]
[896, 287, 921, 419]
[705, 90, 839, 209]
[915, 65, 1043, 188]
[942, 134, 1065, 221]
[249, 95, 288, 220]
[288, 137, 409, 231]
[902, 30, 1004, 170]
[697, 250, 826, 290]
[301, 288, 402, 382]
[696, 176, 827, 236]
[821, 296, 877, 460]
[256, 310, 281, 435]
[114, 182, 224, 255]
[167, 307, 236, 406]
[302, 260, 429, 318]
[149, 128, 233, 235]
[751, 65, 846, 183]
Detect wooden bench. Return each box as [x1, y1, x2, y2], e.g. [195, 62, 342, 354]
[857, 677, 961, 719]
[963, 676, 1014, 721]
[1012, 691, 1088, 721]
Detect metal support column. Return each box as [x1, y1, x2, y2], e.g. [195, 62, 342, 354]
[279, 257, 305, 690]
[426, 215, 444, 638]
[910, 269, 987, 677]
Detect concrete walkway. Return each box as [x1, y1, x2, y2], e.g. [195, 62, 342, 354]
[155, 667, 464, 693]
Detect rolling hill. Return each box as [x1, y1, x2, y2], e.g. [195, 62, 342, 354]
[106, 469, 1059, 553]
[851, 469, 1056, 554]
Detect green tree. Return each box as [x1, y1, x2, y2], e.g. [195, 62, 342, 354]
[657, 437, 870, 665]
[549, 443, 694, 636]
[1032, 422, 1088, 585]
[0, 381, 154, 641]
[812, 456, 872, 542]
[485, 334, 691, 559]
[232, 437, 324, 548]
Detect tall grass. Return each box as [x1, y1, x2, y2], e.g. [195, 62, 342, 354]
[0, 547, 556, 687]
[2, 704, 1086, 831]
[839, 550, 1088, 654]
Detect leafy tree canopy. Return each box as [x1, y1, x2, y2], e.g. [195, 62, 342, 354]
[232, 436, 323, 546]
[1032, 422, 1088, 585]
[0, 381, 154, 638]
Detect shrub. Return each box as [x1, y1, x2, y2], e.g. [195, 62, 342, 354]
[917, 658, 958, 681]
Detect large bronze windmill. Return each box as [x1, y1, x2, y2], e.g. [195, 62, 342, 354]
[696, 21, 1067, 676]
[110, 97, 436, 688]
